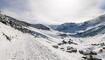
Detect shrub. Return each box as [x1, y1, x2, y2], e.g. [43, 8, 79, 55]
[3, 33, 11, 41]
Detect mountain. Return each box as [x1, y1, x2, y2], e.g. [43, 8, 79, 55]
[52, 14, 105, 37]
[0, 13, 105, 60]
[0, 13, 71, 60]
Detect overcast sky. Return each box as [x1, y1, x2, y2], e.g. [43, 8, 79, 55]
[0, 0, 105, 24]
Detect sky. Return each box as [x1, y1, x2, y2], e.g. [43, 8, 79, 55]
[0, 0, 105, 24]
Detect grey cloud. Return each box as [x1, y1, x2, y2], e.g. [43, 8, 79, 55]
[1, 0, 105, 24]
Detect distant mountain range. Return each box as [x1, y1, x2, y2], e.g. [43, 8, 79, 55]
[51, 14, 105, 37]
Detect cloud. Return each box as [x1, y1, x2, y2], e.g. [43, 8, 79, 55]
[1, 0, 105, 24]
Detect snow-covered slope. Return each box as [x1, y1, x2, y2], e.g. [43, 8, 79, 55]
[0, 14, 71, 60]
[51, 14, 105, 37]
[0, 13, 105, 60]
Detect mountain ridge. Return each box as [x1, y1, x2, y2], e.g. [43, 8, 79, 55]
[50, 14, 105, 37]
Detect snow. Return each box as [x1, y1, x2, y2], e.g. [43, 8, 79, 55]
[0, 22, 71, 60]
[0, 13, 105, 60]
[27, 25, 105, 60]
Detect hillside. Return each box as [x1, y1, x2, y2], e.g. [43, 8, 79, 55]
[52, 14, 105, 37]
[0, 13, 105, 60]
[0, 14, 71, 60]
